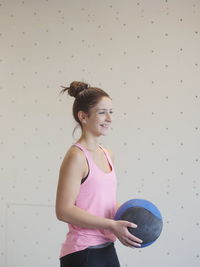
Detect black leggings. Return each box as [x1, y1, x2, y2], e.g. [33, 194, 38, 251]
[60, 243, 120, 267]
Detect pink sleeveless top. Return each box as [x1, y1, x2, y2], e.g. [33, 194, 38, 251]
[60, 143, 117, 258]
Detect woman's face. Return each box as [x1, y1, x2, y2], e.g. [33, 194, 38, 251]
[83, 96, 113, 136]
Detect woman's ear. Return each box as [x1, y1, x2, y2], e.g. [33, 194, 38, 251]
[77, 110, 87, 124]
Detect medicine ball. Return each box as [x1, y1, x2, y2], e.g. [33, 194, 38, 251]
[114, 199, 163, 247]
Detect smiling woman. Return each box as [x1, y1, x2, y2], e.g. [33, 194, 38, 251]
[56, 81, 142, 267]
[81, 97, 113, 137]
[60, 81, 111, 131]
[95, 106, 113, 132]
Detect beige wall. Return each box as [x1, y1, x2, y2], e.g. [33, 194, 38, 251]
[1, 0, 200, 266]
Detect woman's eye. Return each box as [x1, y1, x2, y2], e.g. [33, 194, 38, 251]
[98, 110, 113, 115]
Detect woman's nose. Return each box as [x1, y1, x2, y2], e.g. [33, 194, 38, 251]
[106, 112, 112, 122]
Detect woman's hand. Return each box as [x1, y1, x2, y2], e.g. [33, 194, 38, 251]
[110, 220, 143, 247]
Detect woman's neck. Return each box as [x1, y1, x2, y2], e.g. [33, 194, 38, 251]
[77, 135, 100, 151]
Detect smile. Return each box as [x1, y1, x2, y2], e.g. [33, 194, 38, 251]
[100, 124, 110, 128]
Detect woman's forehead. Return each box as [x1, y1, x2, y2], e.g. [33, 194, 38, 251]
[96, 97, 112, 108]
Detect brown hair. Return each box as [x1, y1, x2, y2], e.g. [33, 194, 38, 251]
[60, 81, 110, 128]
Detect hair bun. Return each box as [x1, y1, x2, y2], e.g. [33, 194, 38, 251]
[68, 81, 88, 97]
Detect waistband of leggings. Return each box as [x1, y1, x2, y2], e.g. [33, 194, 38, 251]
[88, 242, 113, 249]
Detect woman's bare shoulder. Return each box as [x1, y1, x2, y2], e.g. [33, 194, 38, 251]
[60, 145, 86, 168]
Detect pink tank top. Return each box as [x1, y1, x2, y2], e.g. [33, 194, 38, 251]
[60, 143, 117, 258]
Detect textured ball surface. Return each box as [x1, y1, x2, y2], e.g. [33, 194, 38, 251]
[114, 199, 163, 247]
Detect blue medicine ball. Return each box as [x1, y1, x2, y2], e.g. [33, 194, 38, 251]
[114, 199, 163, 248]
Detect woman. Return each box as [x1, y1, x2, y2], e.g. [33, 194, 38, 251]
[56, 81, 142, 267]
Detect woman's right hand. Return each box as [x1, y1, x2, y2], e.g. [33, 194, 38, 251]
[110, 220, 143, 247]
